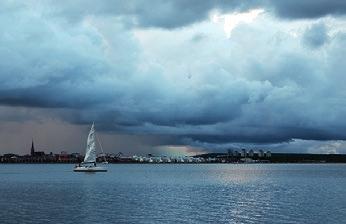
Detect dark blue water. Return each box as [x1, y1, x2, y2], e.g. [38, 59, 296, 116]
[0, 164, 346, 224]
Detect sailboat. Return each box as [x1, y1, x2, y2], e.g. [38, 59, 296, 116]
[74, 123, 107, 172]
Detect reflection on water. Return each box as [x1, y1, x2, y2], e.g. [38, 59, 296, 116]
[0, 164, 346, 224]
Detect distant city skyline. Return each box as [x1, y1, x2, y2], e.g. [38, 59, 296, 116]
[1, 1, 346, 155]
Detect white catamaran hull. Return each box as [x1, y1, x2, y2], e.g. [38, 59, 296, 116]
[74, 166, 107, 172]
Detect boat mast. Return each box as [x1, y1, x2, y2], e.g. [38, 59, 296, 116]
[96, 133, 107, 163]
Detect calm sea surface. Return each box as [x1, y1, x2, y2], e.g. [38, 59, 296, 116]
[0, 164, 346, 224]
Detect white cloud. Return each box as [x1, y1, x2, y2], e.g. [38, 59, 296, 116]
[212, 9, 265, 38]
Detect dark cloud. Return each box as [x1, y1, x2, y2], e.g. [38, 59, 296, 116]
[41, 0, 346, 29]
[132, 0, 259, 28]
[1, 1, 346, 153]
[0, 84, 113, 109]
[268, 0, 346, 19]
[190, 33, 208, 42]
[46, 0, 259, 28]
[2, 1, 344, 31]
[302, 22, 329, 48]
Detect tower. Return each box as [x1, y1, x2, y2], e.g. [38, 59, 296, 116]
[31, 139, 35, 156]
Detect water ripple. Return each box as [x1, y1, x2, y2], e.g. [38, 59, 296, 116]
[0, 164, 346, 224]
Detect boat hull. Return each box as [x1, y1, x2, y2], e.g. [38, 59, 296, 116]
[73, 166, 107, 172]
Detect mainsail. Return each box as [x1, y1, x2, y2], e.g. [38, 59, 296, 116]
[83, 123, 96, 163]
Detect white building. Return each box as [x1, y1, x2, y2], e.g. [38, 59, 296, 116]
[265, 151, 272, 158]
[241, 149, 246, 157]
[258, 150, 264, 158]
[248, 150, 254, 157]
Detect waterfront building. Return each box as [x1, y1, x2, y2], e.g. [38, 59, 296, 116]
[58, 151, 70, 162]
[71, 153, 82, 158]
[162, 157, 171, 163]
[178, 157, 185, 163]
[233, 150, 239, 157]
[240, 158, 255, 163]
[154, 157, 163, 163]
[248, 150, 254, 157]
[207, 157, 216, 162]
[184, 156, 193, 163]
[265, 151, 272, 158]
[132, 155, 140, 161]
[30, 139, 45, 157]
[198, 157, 205, 162]
[258, 150, 264, 158]
[241, 149, 246, 157]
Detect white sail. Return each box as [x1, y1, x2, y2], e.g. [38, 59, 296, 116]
[83, 123, 96, 163]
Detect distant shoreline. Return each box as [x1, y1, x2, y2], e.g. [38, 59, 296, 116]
[1, 161, 346, 164]
[2, 152, 346, 164]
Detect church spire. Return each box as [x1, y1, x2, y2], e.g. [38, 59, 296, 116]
[31, 139, 35, 156]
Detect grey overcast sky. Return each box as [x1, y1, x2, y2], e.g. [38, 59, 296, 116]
[1, 0, 346, 155]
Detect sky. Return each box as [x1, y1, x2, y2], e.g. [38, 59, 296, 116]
[1, 0, 346, 155]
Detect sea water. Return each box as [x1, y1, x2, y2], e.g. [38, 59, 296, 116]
[0, 164, 346, 224]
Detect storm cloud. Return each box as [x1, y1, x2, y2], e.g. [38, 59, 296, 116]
[302, 22, 330, 48]
[42, 0, 346, 28]
[1, 1, 346, 154]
